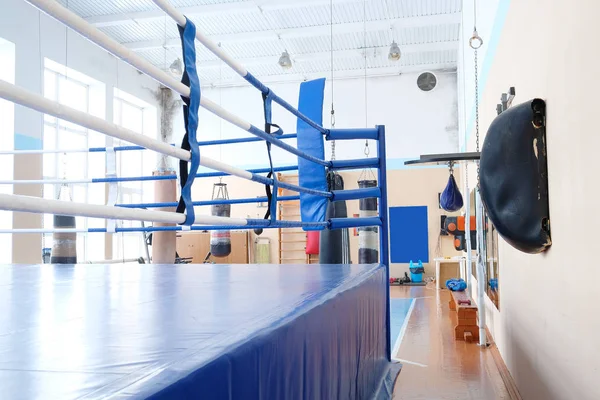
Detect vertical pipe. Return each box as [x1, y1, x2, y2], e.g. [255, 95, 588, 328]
[464, 164, 472, 298]
[377, 125, 391, 361]
[475, 189, 487, 346]
[152, 170, 178, 264]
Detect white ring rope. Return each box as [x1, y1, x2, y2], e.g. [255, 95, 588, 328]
[0, 193, 248, 227]
[0, 80, 188, 159]
[0, 0, 317, 228]
[0, 179, 93, 185]
[0, 228, 92, 234]
[0, 80, 253, 182]
[25, 0, 253, 132]
[0, 148, 99, 155]
[151, 0, 248, 77]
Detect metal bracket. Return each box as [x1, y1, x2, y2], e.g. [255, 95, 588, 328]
[404, 152, 480, 166]
[497, 87, 516, 115]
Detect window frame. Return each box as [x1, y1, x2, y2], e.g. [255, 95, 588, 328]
[112, 89, 156, 260]
[42, 61, 105, 262]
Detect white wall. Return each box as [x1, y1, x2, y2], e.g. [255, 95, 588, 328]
[175, 71, 459, 169]
[0, 0, 160, 262]
[458, 1, 600, 399]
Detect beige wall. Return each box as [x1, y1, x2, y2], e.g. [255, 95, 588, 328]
[465, 1, 600, 399]
[191, 176, 281, 264]
[12, 155, 43, 263]
[189, 167, 461, 274]
[11, 164, 458, 265]
[340, 169, 461, 277]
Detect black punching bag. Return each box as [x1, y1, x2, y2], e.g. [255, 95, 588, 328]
[51, 215, 77, 264]
[357, 179, 378, 263]
[210, 183, 231, 257]
[319, 172, 351, 264]
[51, 185, 77, 264]
[479, 98, 551, 254]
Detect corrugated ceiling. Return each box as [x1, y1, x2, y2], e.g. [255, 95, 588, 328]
[65, 0, 461, 85]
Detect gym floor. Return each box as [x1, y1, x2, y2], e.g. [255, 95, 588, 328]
[391, 285, 515, 399]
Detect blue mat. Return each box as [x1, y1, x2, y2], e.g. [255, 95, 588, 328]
[0, 264, 398, 399]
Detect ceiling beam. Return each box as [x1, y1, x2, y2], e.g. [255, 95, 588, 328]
[87, 3, 255, 28]
[86, 0, 360, 28]
[200, 63, 457, 88]
[191, 41, 458, 69]
[125, 13, 461, 51]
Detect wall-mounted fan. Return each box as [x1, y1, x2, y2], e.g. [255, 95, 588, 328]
[417, 72, 437, 92]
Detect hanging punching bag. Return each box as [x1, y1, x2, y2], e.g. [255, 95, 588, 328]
[479, 99, 551, 254]
[210, 183, 231, 257]
[51, 215, 77, 264]
[319, 172, 351, 264]
[357, 179, 378, 263]
[51, 185, 77, 264]
[305, 231, 319, 255]
[440, 173, 463, 212]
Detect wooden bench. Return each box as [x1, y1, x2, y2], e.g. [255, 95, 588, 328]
[449, 291, 479, 343]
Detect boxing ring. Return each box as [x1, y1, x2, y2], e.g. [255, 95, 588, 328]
[0, 0, 397, 398]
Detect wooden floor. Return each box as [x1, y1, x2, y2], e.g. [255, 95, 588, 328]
[391, 284, 514, 399]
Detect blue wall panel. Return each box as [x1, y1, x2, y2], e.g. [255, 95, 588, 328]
[389, 206, 429, 263]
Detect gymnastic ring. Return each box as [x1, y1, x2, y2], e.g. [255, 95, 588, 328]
[469, 32, 483, 49]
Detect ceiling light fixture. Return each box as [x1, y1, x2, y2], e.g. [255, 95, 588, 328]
[169, 58, 183, 76]
[388, 41, 401, 61]
[278, 50, 293, 70]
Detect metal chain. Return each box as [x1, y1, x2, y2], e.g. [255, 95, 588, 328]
[465, 159, 469, 189]
[331, 108, 336, 160]
[474, 47, 480, 186]
[474, 51, 479, 154]
[470, 0, 483, 188]
[330, 0, 336, 162]
[363, 0, 368, 128]
[331, 139, 336, 160]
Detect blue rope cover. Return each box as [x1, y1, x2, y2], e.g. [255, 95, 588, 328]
[175, 17, 201, 226]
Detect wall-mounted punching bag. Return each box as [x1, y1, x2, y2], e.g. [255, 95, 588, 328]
[479, 99, 551, 254]
[210, 182, 231, 257]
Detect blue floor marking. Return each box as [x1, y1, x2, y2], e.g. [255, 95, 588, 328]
[390, 298, 415, 351]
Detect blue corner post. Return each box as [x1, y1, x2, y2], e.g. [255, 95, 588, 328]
[377, 124, 391, 361]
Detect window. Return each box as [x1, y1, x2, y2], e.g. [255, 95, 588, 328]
[112, 89, 157, 260]
[42, 59, 105, 262]
[0, 37, 15, 263]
